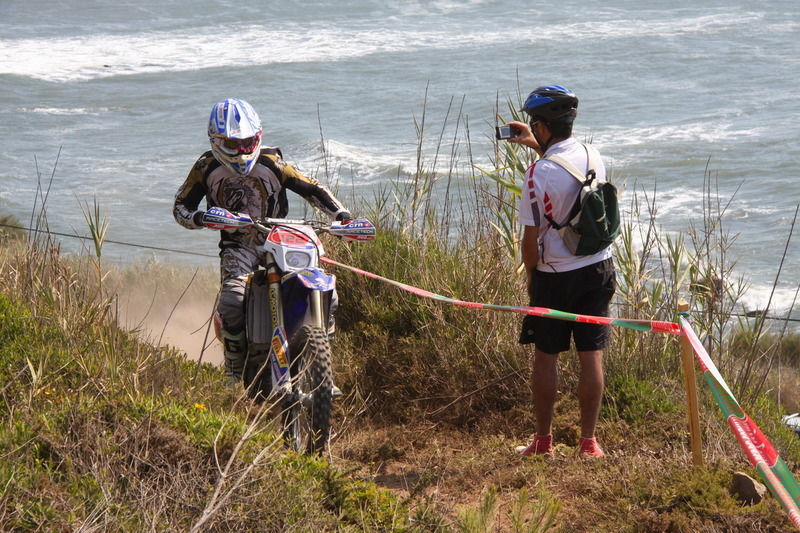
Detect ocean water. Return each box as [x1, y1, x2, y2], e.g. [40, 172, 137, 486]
[1, 0, 799, 317]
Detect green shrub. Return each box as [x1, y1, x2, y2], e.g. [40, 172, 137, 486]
[603, 373, 681, 426]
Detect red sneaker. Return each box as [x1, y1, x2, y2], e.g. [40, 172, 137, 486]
[515, 434, 553, 456]
[578, 437, 605, 458]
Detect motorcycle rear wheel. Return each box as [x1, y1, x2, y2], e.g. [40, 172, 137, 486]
[282, 325, 333, 454]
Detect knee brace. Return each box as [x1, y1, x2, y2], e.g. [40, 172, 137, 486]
[221, 328, 247, 381]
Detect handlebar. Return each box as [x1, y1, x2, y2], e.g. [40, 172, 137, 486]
[201, 207, 376, 242]
[255, 216, 321, 229]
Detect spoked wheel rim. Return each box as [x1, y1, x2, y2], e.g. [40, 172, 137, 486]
[287, 369, 315, 451]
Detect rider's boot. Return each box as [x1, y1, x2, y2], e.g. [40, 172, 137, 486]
[221, 328, 247, 384]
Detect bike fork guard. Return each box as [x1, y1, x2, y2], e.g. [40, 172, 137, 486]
[245, 271, 273, 345]
[281, 268, 335, 338]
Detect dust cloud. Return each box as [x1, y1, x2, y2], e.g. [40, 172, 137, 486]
[108, 263, 224, 366]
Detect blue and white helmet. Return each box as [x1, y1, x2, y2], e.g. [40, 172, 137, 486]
[208, 98, 263, 176]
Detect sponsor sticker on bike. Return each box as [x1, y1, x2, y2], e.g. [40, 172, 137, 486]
[269, 327, 289, 384]
[202, 206, 254, 230]
[330, 219, 376, 241]
[292, 268, 336, 291]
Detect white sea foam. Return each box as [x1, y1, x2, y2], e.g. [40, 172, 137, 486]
[295, 139, 407, 179]
[725, 204, 781, 219]
[387, 0, 495, 17]
[19, 107, 116, 115]
[322, 139, 412, 171]
[0, 11, 764, 83]
[556, 13, 763, 39]
[622, 182, 792, 230]
[596, 121, 766, 149]
[0, 26, 427, 82]
[293, 137, 490, 185]
[738, 284, 800, 318]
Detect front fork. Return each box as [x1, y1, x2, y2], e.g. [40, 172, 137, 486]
[308, 290, 324, 329]
[265, 261, 291, 396]
[265, 258, 324, 402]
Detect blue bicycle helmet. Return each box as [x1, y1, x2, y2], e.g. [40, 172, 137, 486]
[521, 85, 579, 122]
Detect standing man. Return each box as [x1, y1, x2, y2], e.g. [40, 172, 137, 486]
[505, 85, 616, 458]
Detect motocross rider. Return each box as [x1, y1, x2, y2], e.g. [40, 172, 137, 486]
[173, 98, 352, 383]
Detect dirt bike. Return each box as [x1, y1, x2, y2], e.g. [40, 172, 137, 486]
[202, 206, 376, 453]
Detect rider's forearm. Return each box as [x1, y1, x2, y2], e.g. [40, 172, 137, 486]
[174, 204, 205, 229]
[284, 173, 349, 220]
[173, 159, 210, 229]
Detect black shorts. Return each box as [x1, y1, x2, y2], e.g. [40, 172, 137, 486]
[519, 258, 616, 353]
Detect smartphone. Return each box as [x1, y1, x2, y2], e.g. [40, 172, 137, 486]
[495, 125, 516, 140]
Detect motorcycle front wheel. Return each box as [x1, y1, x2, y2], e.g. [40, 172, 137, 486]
[282, 325, 333, 454]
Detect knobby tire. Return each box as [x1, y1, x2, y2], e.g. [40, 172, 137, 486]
[283, 325, 333, 454]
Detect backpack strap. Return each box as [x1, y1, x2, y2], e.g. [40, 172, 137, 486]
[545, 154, 586, 183]
[542, 143, 596, 230]
[585, 144, 600, 180]
[545, 144, 598, 185]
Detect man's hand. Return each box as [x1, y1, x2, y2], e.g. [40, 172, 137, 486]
[506, 120, 541, 153]
[336, 211, 353, 222]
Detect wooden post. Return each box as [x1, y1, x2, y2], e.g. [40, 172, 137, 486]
[678, 301, 703, 467]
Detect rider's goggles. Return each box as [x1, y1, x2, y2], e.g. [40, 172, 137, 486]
[216, 133, 261, 155]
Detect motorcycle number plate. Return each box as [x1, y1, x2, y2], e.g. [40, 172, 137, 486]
[268, 226, 317, 249]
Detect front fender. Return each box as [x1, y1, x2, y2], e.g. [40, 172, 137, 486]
[282, 267, 336, 292]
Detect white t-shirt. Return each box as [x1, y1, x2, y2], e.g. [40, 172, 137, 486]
[518, 137, 613, 273]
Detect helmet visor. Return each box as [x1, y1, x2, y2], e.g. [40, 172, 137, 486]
[217, 133, 262, 155]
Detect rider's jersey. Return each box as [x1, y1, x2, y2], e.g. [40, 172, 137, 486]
[173, 147, 349, 248]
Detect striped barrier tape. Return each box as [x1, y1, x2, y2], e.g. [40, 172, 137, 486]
[321, 257, 681, 334]
[680, 317, 800, 528]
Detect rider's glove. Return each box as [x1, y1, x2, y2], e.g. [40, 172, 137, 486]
[335, 211, 353, 222]
[193, 210, 206, 227]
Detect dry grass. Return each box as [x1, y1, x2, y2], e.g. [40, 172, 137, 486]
[0, 234, 414, 531]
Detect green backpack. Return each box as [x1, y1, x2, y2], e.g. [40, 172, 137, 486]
[543, 144, 620, 256]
